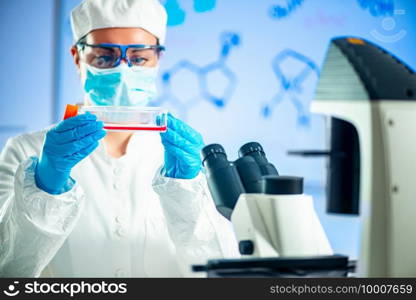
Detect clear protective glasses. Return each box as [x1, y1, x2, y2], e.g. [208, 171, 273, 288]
[77, 42, 165, 69]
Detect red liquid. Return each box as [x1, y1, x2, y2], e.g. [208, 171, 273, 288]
[104, 125, 167, 131]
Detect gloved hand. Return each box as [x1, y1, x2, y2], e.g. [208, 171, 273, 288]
[35, 113, 106, 194]
[160, 113, 204, 179]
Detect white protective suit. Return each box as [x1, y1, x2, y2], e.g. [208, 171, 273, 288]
[0, 128, 239, 277]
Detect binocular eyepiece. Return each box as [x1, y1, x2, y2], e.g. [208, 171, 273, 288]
[202, 142, 302, 219]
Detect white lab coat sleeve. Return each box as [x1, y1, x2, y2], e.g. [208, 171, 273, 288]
[152, 169, 240, 277]
[0, 136, 85, 277]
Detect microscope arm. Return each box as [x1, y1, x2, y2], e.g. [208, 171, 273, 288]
[231, 193, 333, 258]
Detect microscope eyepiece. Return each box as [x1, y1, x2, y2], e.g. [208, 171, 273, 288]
[238, 142, 279, 176]
[201, 144, 227, 162]
[201, 142, 286, 219]
[201, 144, 245, 219]
[238, 142, 265, 157]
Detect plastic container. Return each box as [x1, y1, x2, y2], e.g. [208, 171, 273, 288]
[63, 104, 168, 132]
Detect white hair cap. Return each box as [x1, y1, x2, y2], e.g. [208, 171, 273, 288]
[70, 0, 167, 44]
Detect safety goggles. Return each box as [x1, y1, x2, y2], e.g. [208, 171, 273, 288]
[77, 42, 165, 69]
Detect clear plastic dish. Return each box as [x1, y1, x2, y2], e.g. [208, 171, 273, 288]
[79, 106, 168, 132]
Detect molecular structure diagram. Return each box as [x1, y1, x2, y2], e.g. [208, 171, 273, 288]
[153, 32, 240, 119]
[261, 49, 319, 127]
[163, 0, 217, 26]
[357, 0, 394, 17]
[269, 0, 305, 20]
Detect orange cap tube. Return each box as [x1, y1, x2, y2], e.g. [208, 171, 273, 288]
[63, 104, 79, 120]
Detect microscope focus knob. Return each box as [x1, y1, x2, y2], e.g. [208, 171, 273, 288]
[239, 240, 254, 255]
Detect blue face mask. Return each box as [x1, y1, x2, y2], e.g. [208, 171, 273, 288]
[82, 63, 158, 106]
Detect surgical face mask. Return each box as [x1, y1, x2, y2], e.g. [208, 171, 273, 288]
[81, 62, 158, 106]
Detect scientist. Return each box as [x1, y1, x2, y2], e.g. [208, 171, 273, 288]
[0, 0, 238, 277]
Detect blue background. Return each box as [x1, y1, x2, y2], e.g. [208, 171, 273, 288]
[1, 0, 415, 260]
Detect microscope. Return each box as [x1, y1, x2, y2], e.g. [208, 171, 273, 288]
[305, 37, 416, 277]
[194, 37, 416, 277]
[194, 142, 349, 277]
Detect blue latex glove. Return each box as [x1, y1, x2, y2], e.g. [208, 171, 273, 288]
[160, 113, 204, 179]
[35, 113, 106, 194]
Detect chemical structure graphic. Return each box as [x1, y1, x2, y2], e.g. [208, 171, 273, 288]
[163, 0, 217, 27]
[261, 49, 319, 127]
[357, 0, 394, 17]
[153, 32, 240, 119]
[269, 0, 305, 20]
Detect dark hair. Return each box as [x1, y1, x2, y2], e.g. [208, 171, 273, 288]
[78, 35, 87, 44]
